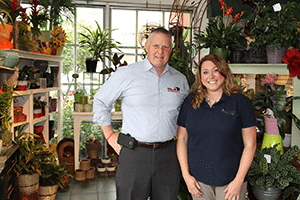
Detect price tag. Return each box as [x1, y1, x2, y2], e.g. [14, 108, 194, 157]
[273, 3, 282, 12]
[264, 154, 272, 164]
[40, 96, 46, 101]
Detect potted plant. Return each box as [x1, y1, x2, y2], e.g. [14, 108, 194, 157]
[14, 131, 53, 196]
[248, 1, 300, 63]
[251, 74, 300, 144]
[17, 65, 40, 90]
[39, 0, 75, 30]
[39, 152, 72, 199]
[79, 21, 121, 72]
[248, 145, 300, 200]
[194, 0, 245, 60]
[85, 137, 101, 159]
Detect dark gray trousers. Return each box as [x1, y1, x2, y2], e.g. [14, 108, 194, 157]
[116, 140, 180, 200]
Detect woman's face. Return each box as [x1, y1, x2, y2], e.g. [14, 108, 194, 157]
[200, 60, 225, 94]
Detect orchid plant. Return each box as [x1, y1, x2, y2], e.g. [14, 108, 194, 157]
[194, 0, 245, 50]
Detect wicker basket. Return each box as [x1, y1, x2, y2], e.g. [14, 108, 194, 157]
[80, 159, 91, 171]
[39, 184, 58, 200]
[18, 173, 39, 195]
[75, 169, 86, 181]
[86, 167, 96, 179]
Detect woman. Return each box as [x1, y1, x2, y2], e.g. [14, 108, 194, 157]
[177, 54, 257, 200]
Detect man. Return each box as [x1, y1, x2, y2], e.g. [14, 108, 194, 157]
[93, 27, 189, 200]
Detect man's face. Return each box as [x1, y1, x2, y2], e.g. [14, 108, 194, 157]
[145, 32, 172, 69]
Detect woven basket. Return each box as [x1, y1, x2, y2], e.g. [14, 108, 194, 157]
[86, 167, 96, 179]
[39, 184, 58, 200]
[80, 159, 91, 171]
[75, 169, 86, 181]
[18, 173, 39, 195]
[85, 140, 100, 159]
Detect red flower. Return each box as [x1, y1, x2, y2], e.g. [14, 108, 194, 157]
[11, 0, 21, 11]
[282, 48, 300, 79]
[0, 89, 3, 95]
[225, 7, 233, 16]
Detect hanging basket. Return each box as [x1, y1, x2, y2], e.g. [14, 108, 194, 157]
[39, 184, 59, 200]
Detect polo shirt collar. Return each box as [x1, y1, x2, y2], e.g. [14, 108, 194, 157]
[203, 92, 230, 108]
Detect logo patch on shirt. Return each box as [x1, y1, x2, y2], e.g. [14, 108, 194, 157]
[168, 87, 181, 93]
[222, 109, 235, 115]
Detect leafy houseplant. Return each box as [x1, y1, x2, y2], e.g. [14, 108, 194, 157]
[79, 21, 121, 72]
[39, 152, 71, 189]
[194, 0, 244, 58]
[0, 82, 14, 146]
[251, 74, 300, 139]
[39, 0, 75, 30]
[249, 145, 300, 196]
[248, 1, 300, 50]
[0, 0, 12, 27]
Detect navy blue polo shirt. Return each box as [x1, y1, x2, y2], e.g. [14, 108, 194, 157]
[177, 92, 256, 186]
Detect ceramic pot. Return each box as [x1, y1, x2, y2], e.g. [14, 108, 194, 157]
[17, 80, 28, 91]
[0, 50, 19, 68]
[85, 58, 97, 72]
[229, 49, 245, 63]
[282, 133, 291, 147]
[34, 60, 49, 75]
[266, 46, 287, 64]
[261, 116, 284, 155]
[210, 48, 229, 61]
[252, 185, 281, 200]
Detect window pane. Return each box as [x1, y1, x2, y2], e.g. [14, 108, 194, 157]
[111, 10, 136, 47]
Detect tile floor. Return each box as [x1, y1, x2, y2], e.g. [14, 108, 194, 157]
[56, 175, 116, 200]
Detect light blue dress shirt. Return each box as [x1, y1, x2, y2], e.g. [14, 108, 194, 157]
[93, 58, 189, 143]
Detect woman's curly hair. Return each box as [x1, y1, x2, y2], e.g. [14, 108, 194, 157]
[190, 54, 240, 109]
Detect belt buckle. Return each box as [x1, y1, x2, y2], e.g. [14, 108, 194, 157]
[153, 143, 157, 149]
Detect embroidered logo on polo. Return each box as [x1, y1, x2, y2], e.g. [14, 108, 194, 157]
[222, 109, 235, 115]
[167, 87, 180, 93]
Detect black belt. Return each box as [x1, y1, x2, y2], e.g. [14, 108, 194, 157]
[137, 139, 173, 149]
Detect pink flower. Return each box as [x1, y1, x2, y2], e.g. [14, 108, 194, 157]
[262, 74, 277, 90]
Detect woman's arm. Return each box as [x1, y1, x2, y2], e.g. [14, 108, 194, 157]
[177, 126, 202, 198]
[224, 126, 257, 200]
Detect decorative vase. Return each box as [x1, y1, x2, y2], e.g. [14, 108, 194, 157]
[266, 46, 287, 64]
[252, 185, 281, 200]
[209, 48, 229, 61]
[261, 116, 284, 155]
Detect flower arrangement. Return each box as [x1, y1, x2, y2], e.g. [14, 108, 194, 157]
[28, 0, 48, 36]
[194, 0, 245, 50]
[51, 26, 67, 50]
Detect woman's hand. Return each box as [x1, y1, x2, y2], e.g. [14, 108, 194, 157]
[183, 174, 203, 198]
[223, 179, 242, 200]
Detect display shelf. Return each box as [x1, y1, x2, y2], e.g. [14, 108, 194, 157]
[0, 50, 62, 147]
[229, 63, 300, 148]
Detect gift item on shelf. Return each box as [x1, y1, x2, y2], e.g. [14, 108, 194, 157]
[14, 99, 27, 123]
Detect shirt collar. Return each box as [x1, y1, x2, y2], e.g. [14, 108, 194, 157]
[144, 58, 171, 75]
[203, 92, 229, 107]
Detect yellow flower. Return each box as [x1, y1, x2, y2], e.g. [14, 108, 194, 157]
[51, 26, 67, 49]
